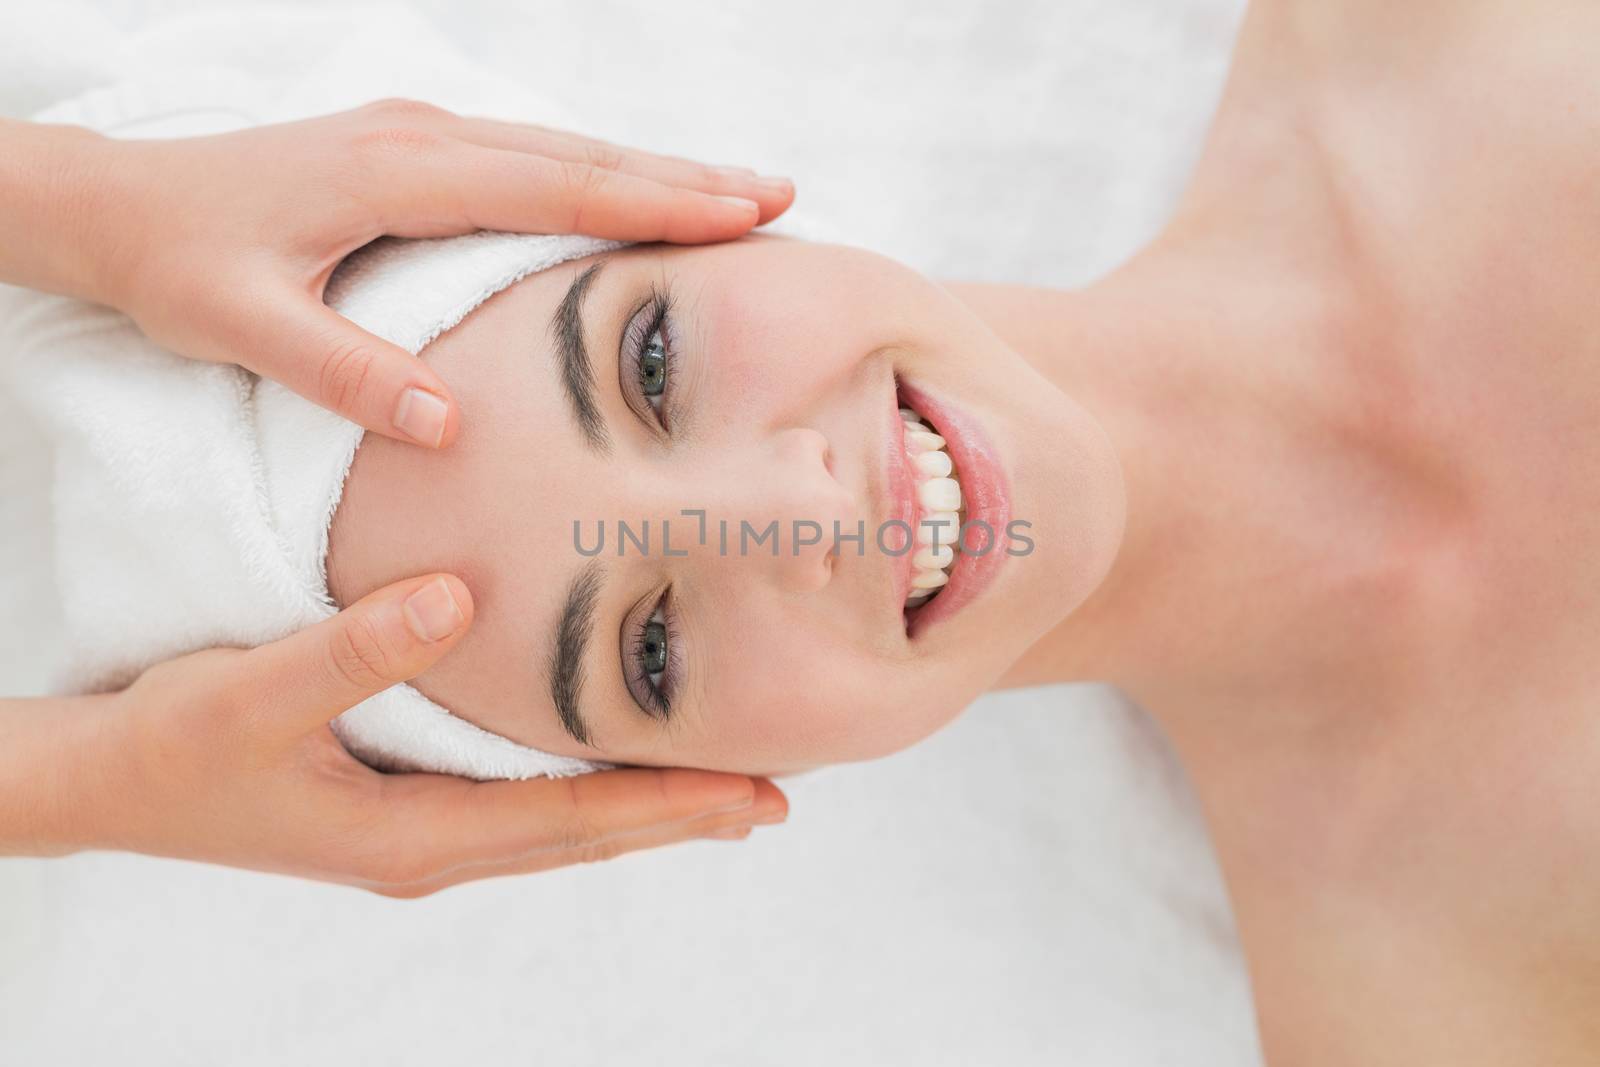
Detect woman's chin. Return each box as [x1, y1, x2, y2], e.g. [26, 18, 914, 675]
[958, 369, 1128, 678]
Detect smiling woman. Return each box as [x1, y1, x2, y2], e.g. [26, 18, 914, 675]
[11, 0, 1600, 1059]
[325, 237, 1125, 774]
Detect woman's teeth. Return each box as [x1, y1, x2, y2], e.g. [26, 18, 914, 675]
[918, 477, 961, 512]
[899, 406, 963, 610]
[913, 449, 952, 478]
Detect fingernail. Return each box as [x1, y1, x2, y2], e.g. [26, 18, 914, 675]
[403, 577, 464, 642]
[755, 175, 793, 193]
[712, 165, 757, 178]
[705, 826, 753, 841]
[393, 387, 449, 447]
[752, 809, 787, 826]
[714, 195, 760, 215]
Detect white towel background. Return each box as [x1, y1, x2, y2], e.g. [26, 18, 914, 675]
[0, 2, 1260, 1064]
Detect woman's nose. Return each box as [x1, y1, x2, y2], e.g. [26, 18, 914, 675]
[712, 427, 856, 594]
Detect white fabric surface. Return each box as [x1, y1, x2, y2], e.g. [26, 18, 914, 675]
[0, 2, 1261, 1064]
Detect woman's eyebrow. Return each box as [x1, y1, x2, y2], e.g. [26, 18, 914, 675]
[548, 561, 604, 746]
[550, 258, 612, 455]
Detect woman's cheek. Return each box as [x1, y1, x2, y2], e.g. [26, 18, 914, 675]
[710, 661, 847, 766]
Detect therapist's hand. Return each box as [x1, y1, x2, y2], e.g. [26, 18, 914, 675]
[0, 573, 785, 895]
[0, 103, 793, 447]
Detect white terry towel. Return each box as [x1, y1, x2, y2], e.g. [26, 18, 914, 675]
[0, 73, 617, 780]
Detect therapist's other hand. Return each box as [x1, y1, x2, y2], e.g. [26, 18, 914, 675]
[60, 100, 795, 447]
[53, 573, 785, 894]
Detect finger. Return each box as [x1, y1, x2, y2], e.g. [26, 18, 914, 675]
[440, 118, 794, 224]
[244, 296, 460, 448]
[371, 141, 765, 244]
[371, 769, 787, 880]
[368, 781, 789, 897]
[242, 573, 474, 732]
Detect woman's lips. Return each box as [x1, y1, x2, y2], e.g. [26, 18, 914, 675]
[895, 378, 1014, 637]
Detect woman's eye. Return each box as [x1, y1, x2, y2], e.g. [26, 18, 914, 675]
[630, 600, 676, 720]
[639, 329, 667, 405]
[622, 288, 674, 426]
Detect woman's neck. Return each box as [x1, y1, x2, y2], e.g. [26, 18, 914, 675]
[950, 12, 1461, 752]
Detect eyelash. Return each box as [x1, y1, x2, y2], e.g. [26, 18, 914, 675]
[628, 589, 682, 721]
[621, 286, 675, 428]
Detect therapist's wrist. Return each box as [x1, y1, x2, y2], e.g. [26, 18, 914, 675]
[0, 119, 120, 304]
[0, 693, 124, 857]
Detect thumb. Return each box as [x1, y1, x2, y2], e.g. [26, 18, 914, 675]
[250, 294, 461, 448]
[243, 573, 474, 732]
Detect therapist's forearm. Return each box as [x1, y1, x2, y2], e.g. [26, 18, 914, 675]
[0, 694, 118, 857]
[0, 118, 116, 302]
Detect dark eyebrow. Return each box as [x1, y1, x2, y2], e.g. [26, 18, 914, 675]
[549, 562, 605, 747]
[550, 259, 611, 454]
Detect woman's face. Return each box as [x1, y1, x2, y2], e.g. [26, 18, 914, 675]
[327, 237, 1124, 774]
